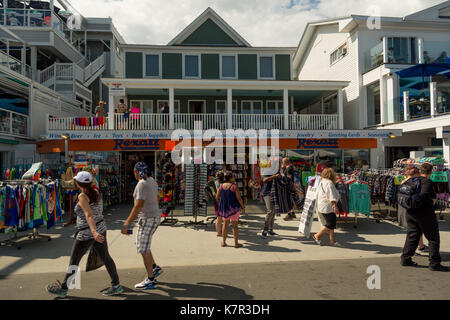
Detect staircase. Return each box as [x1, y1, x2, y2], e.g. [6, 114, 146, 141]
[38, 53, 106, 104]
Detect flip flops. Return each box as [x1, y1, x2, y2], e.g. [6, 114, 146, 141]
[312, 235, 323, 246]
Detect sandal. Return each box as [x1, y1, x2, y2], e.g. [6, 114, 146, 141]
[217, 234, 222, 237]
[234, 244, 243, 248]
[331, 242, 342, 247]
[312, 234, 323, 246]
[221, 243, 227, 247]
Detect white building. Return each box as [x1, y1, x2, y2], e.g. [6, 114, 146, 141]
[293, 1, 450, 168]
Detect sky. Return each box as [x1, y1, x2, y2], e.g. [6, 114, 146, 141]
[69, 0, 445, 46]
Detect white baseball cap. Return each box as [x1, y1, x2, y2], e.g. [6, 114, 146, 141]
[74, 171, 93, 184]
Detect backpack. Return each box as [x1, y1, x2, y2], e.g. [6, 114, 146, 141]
[397, 178, 422, 210]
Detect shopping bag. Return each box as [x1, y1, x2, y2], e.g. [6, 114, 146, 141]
[86, 246, 104, 272]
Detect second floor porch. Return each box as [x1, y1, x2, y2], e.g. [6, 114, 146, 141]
[47, 78, 347, 133]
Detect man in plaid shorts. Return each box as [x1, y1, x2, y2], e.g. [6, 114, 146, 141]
[121, 162, 163, 289]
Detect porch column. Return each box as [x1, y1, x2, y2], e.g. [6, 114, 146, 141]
[418, 38, 424, 64]
[30, 47, 37, 81]
[169, 87, 174, 130]
[430, 81, 437, 117]
[403, 91, 410, 121]
[21, 45, 26, 76]
[444, 137, 450, 169]
[29, 85, 34, 137]
[337, 89, 344, 129]
[108, 89, 115, 130]
[382, 36, 388, 64]
[379, 74, 386, 125]
[227, 88, 233, 129]
[283, 88, 289, 130]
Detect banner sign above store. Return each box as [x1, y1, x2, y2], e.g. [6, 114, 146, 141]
[46, 130, 402, 141]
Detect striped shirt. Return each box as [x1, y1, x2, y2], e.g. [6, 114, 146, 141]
[75, 196, 106, 241]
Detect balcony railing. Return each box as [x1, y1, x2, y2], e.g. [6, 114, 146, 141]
[48, 116, 108, 131]
[175, 114, 227, 130]
[0, 50, 33, 78]
[0, 108, 28, 137]
[288, 114, 339, 130]
[47, 113, 339, 132]
[233, 114, 283, 130]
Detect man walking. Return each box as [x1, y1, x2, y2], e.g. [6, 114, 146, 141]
[122, 162, 164, 289]
[401, 163, 448, 272]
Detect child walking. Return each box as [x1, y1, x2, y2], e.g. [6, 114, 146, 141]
[216, 172, 245, 248]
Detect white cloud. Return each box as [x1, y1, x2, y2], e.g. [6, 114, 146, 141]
[69, 0, 445, 46]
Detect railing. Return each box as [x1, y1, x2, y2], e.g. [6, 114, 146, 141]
[364, 41, 384, 73]
[423, 40, 450, 64]
[232, 114, 284, 130]
[115, 113, 170, 130]
[84, 53, 106, 82]
[287, 114, 339, 130]
[48, 115, 108, 131]
[175, 114, 227, 130]
[0, 108, 28, 137]
[39, 64, 55, 85]
[47, 113, 341, 131]
[0, 50, 33, 79]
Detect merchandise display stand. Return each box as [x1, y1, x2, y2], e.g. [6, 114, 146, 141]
[161, 208, 178, 225]
[184, 164, 208, 227]
[63, 156, 77, 227]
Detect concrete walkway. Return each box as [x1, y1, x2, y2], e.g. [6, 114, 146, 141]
[1, 202, 449, 278]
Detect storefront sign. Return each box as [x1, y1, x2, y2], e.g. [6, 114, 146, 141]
[297, 139, 338, 149]
[45, 129, 401, 141]
[113, 139, 161, 151]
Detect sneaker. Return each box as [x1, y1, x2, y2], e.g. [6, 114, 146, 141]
[46, 280, 68, 298]
[418, 245, 429, 253]
[429, 264, 449, 272]
[268, 230, 278, 236]
[261, 230, 268, 239]
[153, 265, 163, 278]
[135, 277, 157, 290]
[401, 259, 418, 267]
[101, 284, 123, 296]
[283, 214, 294, 221]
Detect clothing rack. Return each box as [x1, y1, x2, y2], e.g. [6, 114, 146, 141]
[0, 179, 57, 249]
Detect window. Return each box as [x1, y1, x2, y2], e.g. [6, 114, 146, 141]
[259, 56, 274, 79]
[145, 54, 160, 77]
[215, 100, 238, 114]
[157, 100, 180, 113]
[266, 101, 284, 114]
[367, 82, 381, 126]
[130, 100, 154, 113]
[184, 54, 200, 78]
[386, 37, 417, 64]
[330, 43, 348, 65]
[221, 55, 237, 79]
[241, 101, 263, 114]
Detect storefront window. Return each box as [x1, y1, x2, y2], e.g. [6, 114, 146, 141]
[367, 82, 380, 126]
[316, 149, 343, 172]
[343, 149, 369, 172]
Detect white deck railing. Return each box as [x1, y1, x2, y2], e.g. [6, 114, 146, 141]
[115, 113, 169, 130]
[47, 113, 339, 131]
[174, 114, 227, 130]
[48, 116, 108, 131]
[233, 114, 284, 130]
[288, 114, 339, 130]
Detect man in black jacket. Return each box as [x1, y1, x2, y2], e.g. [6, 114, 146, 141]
[401, 163, 448, 272]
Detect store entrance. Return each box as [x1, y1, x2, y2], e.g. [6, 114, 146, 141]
[120, 151, 156, 202]
[189, 101, 205, 114]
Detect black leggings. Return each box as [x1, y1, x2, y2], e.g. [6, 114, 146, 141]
[61, 232, 120, 289]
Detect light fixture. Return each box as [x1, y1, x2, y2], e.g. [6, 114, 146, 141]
[389, 135, 397, 139]
[61, 133, 70, 163]
[61, 133, 69, 140]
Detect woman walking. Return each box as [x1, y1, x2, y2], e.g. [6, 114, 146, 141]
[214, 172, 225, 237]
[313, 168, 341, 246]
[216, 172, 245, 248]
[46, 171, 122, 297]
